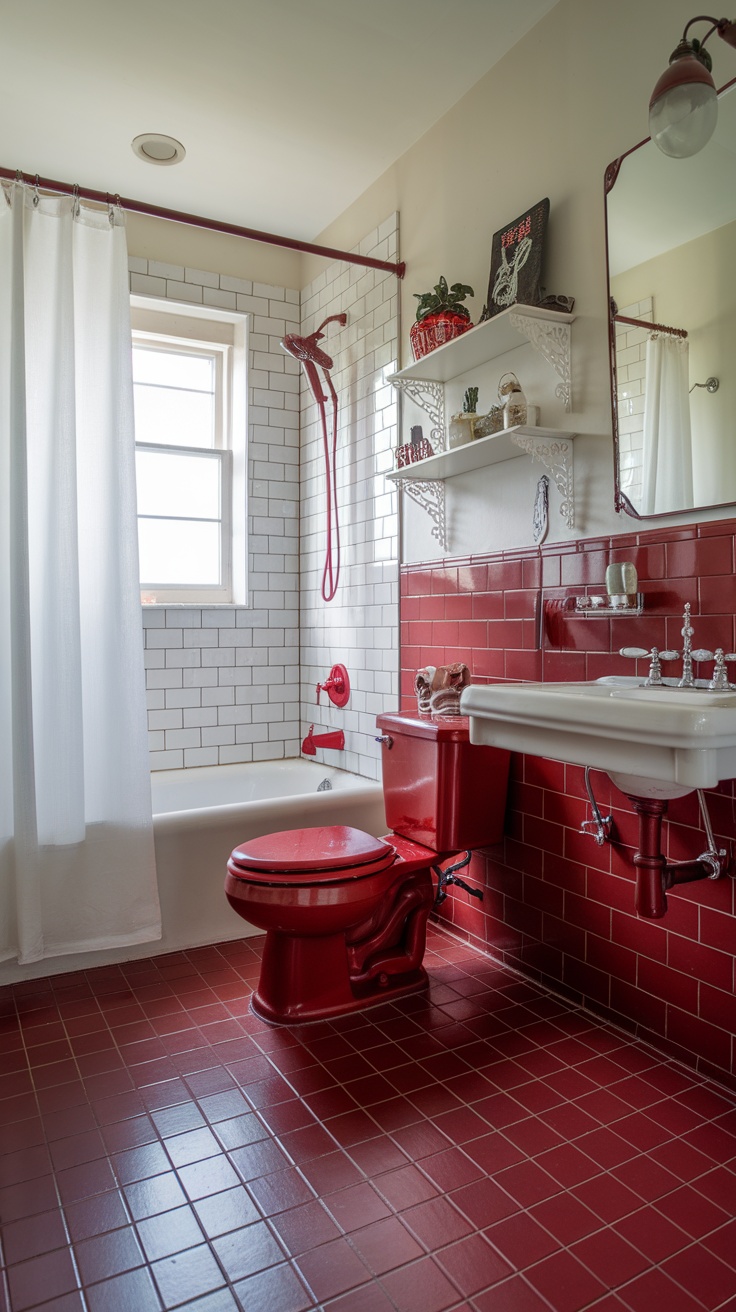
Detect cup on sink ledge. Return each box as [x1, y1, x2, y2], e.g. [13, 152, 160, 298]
[606, 562, 637, 608]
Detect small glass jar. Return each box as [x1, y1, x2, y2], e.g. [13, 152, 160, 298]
[448, 413, 475, 448]
[498, 372, 528, 429]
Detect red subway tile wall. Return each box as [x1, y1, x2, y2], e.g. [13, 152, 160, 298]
[400, 517, 736, 1091]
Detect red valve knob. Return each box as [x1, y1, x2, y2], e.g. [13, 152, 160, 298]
[315, 664, 350, 708]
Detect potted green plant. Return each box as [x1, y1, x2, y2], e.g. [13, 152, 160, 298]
[410, 276, 474, 361]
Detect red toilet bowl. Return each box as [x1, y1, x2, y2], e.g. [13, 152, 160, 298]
[225, 825, 440, 1024]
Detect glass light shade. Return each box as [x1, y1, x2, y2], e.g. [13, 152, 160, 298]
[649, 53, 718, 157]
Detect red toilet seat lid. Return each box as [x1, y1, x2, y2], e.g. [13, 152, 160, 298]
[229, 825, 397, 883]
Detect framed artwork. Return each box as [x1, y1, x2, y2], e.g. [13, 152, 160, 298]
[483, 197, 549, 319]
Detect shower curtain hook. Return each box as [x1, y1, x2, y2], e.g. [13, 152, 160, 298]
[32, 174, 40, 207]
[72, 183, 80, 218]
[108, 193, 123, 226]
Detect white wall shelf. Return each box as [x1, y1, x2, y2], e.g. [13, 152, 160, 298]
[386, 425, 573, 482]
[388, 426, 576, 535]
[388, 304, 576, 550]
[389, 304, 575, 408]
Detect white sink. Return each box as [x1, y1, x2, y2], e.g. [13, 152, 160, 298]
[461, 676, 736, 798]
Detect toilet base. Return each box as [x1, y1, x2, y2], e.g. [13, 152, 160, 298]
[249, 863, 436, 1026]
[251, 933, 429, 1026]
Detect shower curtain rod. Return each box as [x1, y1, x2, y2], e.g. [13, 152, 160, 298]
[614, 313, 687, 339]
[0, 166, 406, 280]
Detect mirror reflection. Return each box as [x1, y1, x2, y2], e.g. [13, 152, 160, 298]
[607, 80, 736, 518]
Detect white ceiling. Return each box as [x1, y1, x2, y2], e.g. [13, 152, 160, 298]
[1, 0, 560, 240]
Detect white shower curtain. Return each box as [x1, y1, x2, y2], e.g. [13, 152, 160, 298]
[0, 182, 161, 965]
[641, 332, 693, 515]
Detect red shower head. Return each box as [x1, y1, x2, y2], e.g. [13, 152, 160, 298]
[279, 313, 347, 370]
[281, 331, 334, 370]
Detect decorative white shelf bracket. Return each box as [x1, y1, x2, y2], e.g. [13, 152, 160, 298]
[509, 311, 573, 411]
[391, 377, 446, 453]
[509, 431, 575, 528]
[401, 478, 447, 551]
[389, 376, 448, 550]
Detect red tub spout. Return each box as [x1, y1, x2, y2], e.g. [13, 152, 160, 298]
[301, 725, 345, 755]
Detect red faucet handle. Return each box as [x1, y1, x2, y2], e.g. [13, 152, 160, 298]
[316, 664, 350, 708]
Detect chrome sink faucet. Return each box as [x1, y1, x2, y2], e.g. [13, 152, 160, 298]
[676, 604, 735, 688]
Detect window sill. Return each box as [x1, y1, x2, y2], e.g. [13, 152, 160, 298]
[141, 602, 248, 609]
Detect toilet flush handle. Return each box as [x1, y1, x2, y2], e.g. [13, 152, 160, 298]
[375, 734, 393, 749]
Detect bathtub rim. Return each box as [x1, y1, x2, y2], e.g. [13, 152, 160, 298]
[153, 772, 384, 834]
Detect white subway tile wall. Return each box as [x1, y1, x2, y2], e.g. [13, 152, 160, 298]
[299, 216, 400, 781]
[130, 260, 302, 771]
[131, 220, 400, 778]
[615, 297, 652, 506]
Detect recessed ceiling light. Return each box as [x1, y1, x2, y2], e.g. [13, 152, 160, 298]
[131, 134, 186, 166]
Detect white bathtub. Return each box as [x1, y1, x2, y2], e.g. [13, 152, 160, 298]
[151, 760, 387, 952]
[0, 760, 386, 985]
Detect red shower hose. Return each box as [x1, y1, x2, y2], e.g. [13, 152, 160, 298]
[320, 371, 340, 602]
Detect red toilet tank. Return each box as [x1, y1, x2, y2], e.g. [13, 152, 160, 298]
[376, 711, 510, 852]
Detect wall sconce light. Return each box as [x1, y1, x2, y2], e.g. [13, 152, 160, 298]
[649, 14, 736, 157]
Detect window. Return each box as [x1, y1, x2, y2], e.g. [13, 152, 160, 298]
[131, 299, 247, 605]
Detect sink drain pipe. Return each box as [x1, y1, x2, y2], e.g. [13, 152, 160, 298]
[625, 790, 728, 918]
[580, 772, 729, 918]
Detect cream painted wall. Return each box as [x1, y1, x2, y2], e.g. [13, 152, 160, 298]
[307, 0, 735, 561]
[126, 211, 302, 289]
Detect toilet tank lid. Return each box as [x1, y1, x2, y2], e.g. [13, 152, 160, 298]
[376, 711, 471, 742]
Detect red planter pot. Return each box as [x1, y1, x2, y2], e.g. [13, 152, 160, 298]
[410, 311, 472, 361]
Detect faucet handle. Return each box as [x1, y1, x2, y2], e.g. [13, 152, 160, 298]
[691, 649, 714, 662]
[620, 646, 678, 687]
[708, 649, 736, 691]
[616, 648, 676, 661]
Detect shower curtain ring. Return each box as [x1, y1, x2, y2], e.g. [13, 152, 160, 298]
[72, 184, 80, 218]
[33, 174, 40, 206]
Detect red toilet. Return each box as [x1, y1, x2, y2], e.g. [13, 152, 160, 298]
[225, 711, 509, 1024]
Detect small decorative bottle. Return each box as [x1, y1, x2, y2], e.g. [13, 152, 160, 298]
[498, 372, 528, 429]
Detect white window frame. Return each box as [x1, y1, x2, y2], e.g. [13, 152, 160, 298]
[130, 297, 248, 606]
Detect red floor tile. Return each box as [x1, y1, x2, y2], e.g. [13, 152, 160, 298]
[0, 925, 734, 1312]
[233, 1262, 312, 1312]
[349, 1214, 424, 1275]
[401, 1193, 475, 1249]
[569, 1226, 650, 1287]
[210, 1221, 284, 1283]
[436, 1230, 512, 1295]
[485, 1210, 561, 1267]
[523, 1247, 607, 1312]
[294, 1236, 371, 1302]
[616, 1265, 707, 1312]
[662, 1242, 736, 1308]
[613, 1205, 691, 1264]
[379, 1254, 462, 1312]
